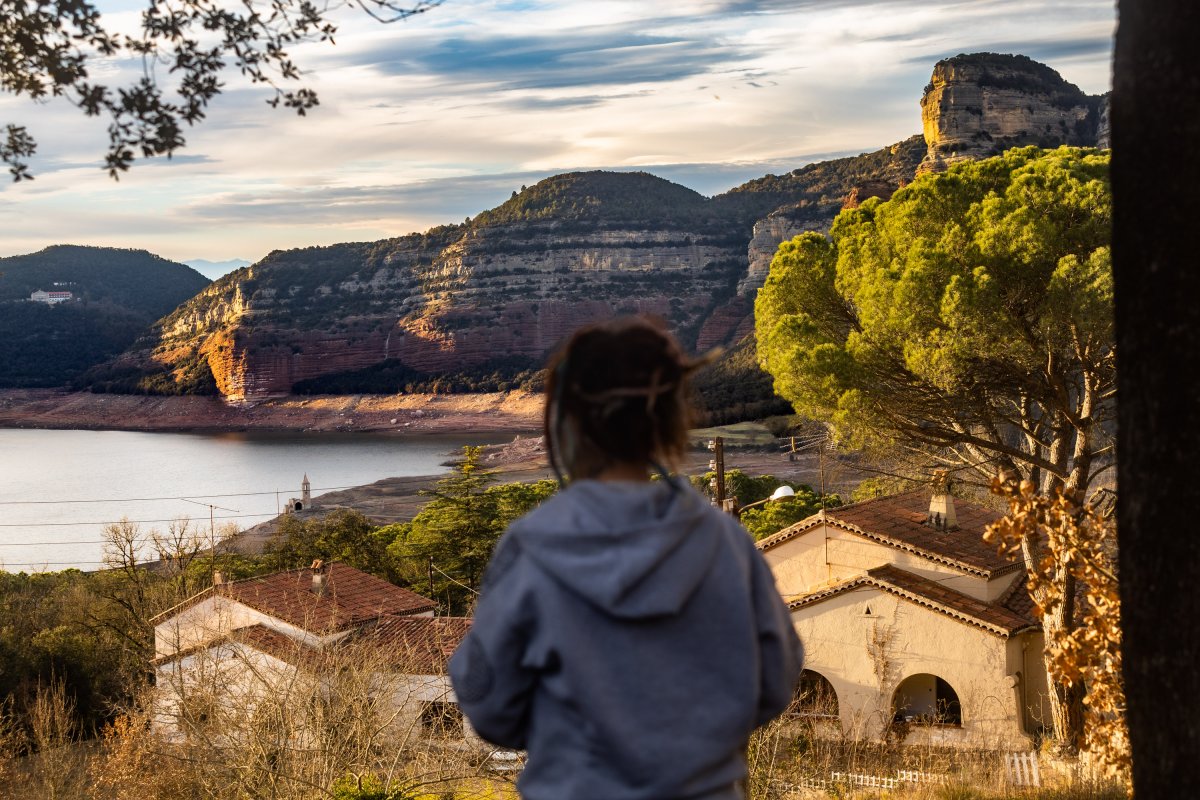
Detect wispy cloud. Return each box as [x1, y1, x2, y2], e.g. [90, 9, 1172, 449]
[358, 29, 754, 90]
[0, 0, 1116, 261]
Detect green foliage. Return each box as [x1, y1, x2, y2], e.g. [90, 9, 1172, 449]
[80, 348, 218, 395]
[714, 135, 927, 223]
[0, 303, 147, 387]
[952, 53, 1102, 114]
[292, 355, 544, 395]
[739, 492, 838, 541]
[0, 0, 442, 179]
[266, 509, 394, 580]
[756, 146, 1114, 491]
[0, 246, 211, 387]
[383, 448, 557, 613]
[0, 555, 209, 741]
[95, 140, 940, 398]
[472, 171, 710, 229]
[691, 335, 793, 425]
[0, 245, 209, 313]
[689, 469, 840, 540]
[330, 773, 411, 800]
[850, 475, 921, 503]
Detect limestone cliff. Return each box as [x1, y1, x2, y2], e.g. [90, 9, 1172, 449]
[919, 53, 1104, 173]
[99, 54, 1107, 403]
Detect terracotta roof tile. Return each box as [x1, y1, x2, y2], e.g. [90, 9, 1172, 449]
[759, 490, 1021, 577]
[356, 616, 472, 674]
[231, 624, 320, 665]
[216, 563, 436, 632]
[787, 564, 1039, 637]
[151, 623, 321, 667]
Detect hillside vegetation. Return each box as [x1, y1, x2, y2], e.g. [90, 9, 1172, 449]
[0, 246, 209, 388]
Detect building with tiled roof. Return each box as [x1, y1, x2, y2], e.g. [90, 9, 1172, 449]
[150, 562, 436, 655]
[759, 489, 1050, 749]
[150, 562, 472, 744]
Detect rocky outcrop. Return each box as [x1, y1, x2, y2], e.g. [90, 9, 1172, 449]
[919, 53, 1104, 173]
[841, 180, 896, 210]
[105, 55, 1108, 401]
[739, 209, 828, 295]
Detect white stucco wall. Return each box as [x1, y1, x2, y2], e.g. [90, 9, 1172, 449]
[1009, 630, 1053, 736]
[152, 642, 300, 741]
[154, 596, 330, 658]
[792, 586, 1033, 750]
[152, 644, 471, 749]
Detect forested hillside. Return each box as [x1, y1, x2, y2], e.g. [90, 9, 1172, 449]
[0, 246, 209, 387]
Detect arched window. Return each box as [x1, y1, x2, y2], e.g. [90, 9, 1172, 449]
[789, 669, 839, 718]
[892, 673, 962, 726]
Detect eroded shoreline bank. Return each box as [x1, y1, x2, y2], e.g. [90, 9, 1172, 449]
[0, 389, 545, 436]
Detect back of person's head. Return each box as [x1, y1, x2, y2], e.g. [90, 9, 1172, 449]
[544, 316, 701, 480]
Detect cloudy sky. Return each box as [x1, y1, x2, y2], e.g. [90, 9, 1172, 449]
[0, 0, 1115, 265]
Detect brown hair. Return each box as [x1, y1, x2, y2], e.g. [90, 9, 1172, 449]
[543, 316, 701, 480]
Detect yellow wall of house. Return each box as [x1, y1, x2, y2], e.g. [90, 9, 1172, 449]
[792, 586, 1034, 749]
[763, 523, 1014, 602]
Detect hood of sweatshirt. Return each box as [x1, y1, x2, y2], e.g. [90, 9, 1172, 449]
[509, 478, 723, 620]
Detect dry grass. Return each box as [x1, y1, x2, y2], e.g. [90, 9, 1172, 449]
[748, 715, 1129, 800]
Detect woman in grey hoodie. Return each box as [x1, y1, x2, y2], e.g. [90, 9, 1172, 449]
[449, 317, 804, 800]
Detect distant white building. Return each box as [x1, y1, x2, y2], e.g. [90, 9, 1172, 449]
[30, 289, 73, 304]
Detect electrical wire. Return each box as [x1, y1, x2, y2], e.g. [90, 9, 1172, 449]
[0, 485, 364, 505]
[0, 512, 279, 528]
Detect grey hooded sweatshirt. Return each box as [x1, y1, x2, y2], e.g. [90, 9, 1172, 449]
[449, 478, 804, 800]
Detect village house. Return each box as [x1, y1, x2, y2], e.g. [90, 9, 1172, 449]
[29, 289, 73, 304]
[758, 487, 1050, 750]
[149, 561, 474, 745]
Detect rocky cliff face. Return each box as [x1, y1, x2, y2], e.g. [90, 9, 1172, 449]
[106, 55, 1107, 402]
[919, 53, 1104, 173]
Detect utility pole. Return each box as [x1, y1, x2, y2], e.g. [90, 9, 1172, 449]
[708, 436, 737, 514]
[708, 436, 726, 508]
[428, 556, 435, 607]
[182, 498, 238, 585]
[715, 436, 725, 508]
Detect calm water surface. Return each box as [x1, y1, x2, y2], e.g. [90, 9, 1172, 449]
[0, 429, 504, 572]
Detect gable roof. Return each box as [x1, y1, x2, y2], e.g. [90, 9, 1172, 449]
[151, 563, 437, 632]
[758, 490, 1021, 577]
[355, 616, 472, 674]
[152, 617, 471, 674]
[151, 623, 322, 668]
[787, 564, 1038, 638]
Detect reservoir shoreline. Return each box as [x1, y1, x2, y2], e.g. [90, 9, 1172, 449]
[0, 388, 544, 436]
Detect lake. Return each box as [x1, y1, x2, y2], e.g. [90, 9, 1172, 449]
[0, 428, 505, 572]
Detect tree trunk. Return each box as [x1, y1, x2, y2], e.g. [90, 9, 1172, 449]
[1043, 570, 1085, 751]
[1113, 2, 1200, 795]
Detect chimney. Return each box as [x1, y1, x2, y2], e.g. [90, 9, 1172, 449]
[213, 571, 225, 586]
[311, 559, 327, 595]
[928, 470, 958, 530]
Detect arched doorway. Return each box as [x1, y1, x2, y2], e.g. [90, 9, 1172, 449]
[892, 673, 962, 726]
[790, 669, 839, 718]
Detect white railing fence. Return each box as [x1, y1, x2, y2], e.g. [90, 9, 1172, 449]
[773, 756, 1042, 796]
[1005, 751, 1042, 787]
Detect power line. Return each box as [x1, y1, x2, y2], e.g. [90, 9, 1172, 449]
[0, 512, 279, 528]
[0, 485, 364, 506]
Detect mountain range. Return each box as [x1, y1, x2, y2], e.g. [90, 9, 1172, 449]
[9, 53, 1109, 422]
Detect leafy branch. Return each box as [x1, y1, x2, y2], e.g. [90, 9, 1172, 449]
[0, 0, 443, 180]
